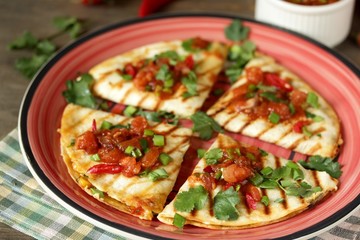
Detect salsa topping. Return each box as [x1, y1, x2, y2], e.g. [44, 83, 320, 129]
[117, 37, 212, 99]
[229, 66, 322, 133]
[75, 116, 170, 180]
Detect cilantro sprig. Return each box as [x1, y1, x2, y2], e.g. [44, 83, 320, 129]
[214, 187, 240, 220]
[190, 111, 224, 140]
[8, 16, 85, 79]
[204, 148, 223, 165]
[299, 155, 342, 179]
[174, 185, 208, 212]
[225, 19, 250, 42]
[63, 73, 96, 108]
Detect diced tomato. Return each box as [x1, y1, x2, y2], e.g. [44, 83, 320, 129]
[203, 165, 214, 173]
[119, 157, 141, 177]
[140, 147, 161, 168]
[124, 63, 137, 78]
[222, 164, 252, 183]
[201, 173, 216, 192]
[268, 102, 291, 120]
[192, 37, 210, 49]
[130, 116, 148, 135]
[117, 137, 141, 151]
[98, 147, 126, 163]
[184, 55, 194, 69]
[290, 89, 307, 107]
[293, 120, 310, 133]
[75, 131, 99, 154]
[246, 67, 263, 84]
[263, 72, 293, 92]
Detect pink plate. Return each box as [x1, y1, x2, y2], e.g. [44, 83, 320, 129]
[19, 14, 360, 239]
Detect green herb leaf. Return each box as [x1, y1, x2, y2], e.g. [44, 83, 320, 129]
[250, 172, 264, 186]
[90, 153, 100, 161]
[156, 50, 180, 63]
[225, 19, 250, 41]
[299, 155, 342, 179]
[153, 134, 165, 147]
[90, 188, 104, 198]
[197, 148, 206, 158]
[15, 54, 49, 79]
[36, 40, 56, 55]
[214, 187, 240, 220]
[159, 153, 173, 166]
[182, 71, 198, 98]
[53, 16, 83, 39]
[124, 105, 138, 117]
[62, 73, 96, 108]
[174, 185, 208, 212]
[100, 121, 112, 130]
[260, 92, 283, 103]
[8, 31, 38, 50]
[190, 111, 224, 140]
[148, 168, 169, 181]
[156, 64, 171, 81]
[306, 92, 320, 108]
[173, 213, 186, 228]
[261, 196, 269, 206]
[204, 148, 223, 165]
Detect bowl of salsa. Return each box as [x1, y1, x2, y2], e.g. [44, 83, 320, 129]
[255, 0, 355, 47]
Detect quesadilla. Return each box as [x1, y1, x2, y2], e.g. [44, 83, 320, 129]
[89, 38, 228, 117]
[59, 103, 192, 220]
[158, 134, 338, 229]
[207, 53, 342, 157]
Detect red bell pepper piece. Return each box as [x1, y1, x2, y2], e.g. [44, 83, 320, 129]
[184, 55, 194, 69]
[203, 165, 214, 173]
[87, 163, 123, 174]
[264, 72, 293, 92]
[293, 120, 309, 133]
[245, 193, 257, 210]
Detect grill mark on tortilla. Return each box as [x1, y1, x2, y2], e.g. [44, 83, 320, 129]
[261, 189, 271, 215]
[166, 137, 189, 155]
[312, 170, 321, 188]
[137, 92, 150, 107]
[223, 113, 240, 129]
[208, 190, 214, 217]
[307, 143, 322, 155]
[287, 137, 305, 150]
[311, 127, 326, 136]
[275, 156, 288, 210]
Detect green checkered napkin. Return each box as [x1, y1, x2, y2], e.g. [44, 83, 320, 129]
[0, 129, 359, 239]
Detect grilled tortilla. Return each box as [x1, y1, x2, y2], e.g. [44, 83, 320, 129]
[158, 134, 338, 229]
[60, 103, 192, 220]
[89, 39, 228, 117]
[207, 53, 342, 157]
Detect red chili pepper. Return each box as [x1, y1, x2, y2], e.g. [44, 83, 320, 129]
[184, 55, 194, 69]
[87, 163, 123, 174]
[293, 120, 309, 133]
[92, 119, 97, 132]
[245, 193, 257, 210]
[124, 63, 137, 78]
[264, 73, 293, 92]
[203, 166, 214, 173]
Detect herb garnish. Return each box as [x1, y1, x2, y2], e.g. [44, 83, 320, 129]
[62, 73, 96, 108]
[204, 148, 223, 165]
[182, 71, 198, 98]
[190, 111, 224, 140]
[214, 187, 240, 220]
[224, 19, 250, 42]
[299, 155, 342, 179]
[174, 185, 208, 212]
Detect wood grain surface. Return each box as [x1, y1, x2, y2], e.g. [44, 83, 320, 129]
[0, 0, 358, 239]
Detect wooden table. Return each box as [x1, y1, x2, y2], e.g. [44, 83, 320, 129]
[0, 0, 359, 239]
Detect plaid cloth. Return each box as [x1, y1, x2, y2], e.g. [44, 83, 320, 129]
[0, 129, 359, 239]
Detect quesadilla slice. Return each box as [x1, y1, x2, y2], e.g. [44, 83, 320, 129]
[89, 38, 228, 117]
[158, 134, 338, 229]
[60, 103, 192, 220]
[207, 52, 342, 157]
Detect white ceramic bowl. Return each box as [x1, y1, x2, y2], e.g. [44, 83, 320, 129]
[255, 0, 355, 47]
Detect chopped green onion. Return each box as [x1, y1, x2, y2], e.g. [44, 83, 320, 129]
[164, 78, 174, 88]
[248, 84, 257, 91]
[235, 184, 241, 192]
[274, 198, 284, 203]
[122, 74, 133, 81]
[100, 121, 112, 130]
[131, 148, 143, 158]
[250, 172, 264, 186]
[260, 166, 273, 176]
[90, 153, 101, 161]
[90, 188, 104, 198]
[313, 115, 324, 122]
[139, 168, 151, 177]
[261, 196, 269, 206]
[289, 103, 295, 115]
[302, 126, 312, 137]
[306, 92, 319, 108]
[235, 148, 241, 156]
[125, 146, 135, 155]
[149, 168, 169, 181]
[197, 148, 206, 158]
[215, 170, 222, 180]
[293, 168, 304, 181]
[246, 152, 255, 161]
[259, 180, 278, 189]
[280, 179, 294, 188]
[144, 129, 154, 136]
[153, 134, 165, 146]
[159, 153, 173, 166]
[124, 105, 138, 117]
[286, 161, 299, 169]
[269, 112, 280, 124]
[68, 139, 75, 147]
[173, 213, 186, 228]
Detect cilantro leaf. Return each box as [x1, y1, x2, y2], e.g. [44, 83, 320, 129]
[190, 111, 224, 140]
[8, 31, 38, 50]
[299, 155, 342, 179]
[182, 71, 198, 98]
[204, 148, 223, 165]
[36, 40, 56, 55]
[225, 19, 250, 42]
[53, 16, 83, 39]
[15, 54, 49, 79]
[306, 92, 320, 108]
[174, 185, 208, 212]
[214, 187, 240, 221]
[62, 73, 96, 108]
